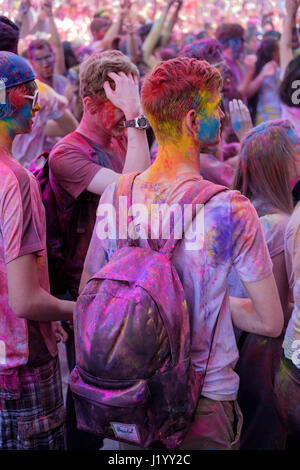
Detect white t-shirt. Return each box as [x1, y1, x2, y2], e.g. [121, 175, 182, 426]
[84, 175, 273, 401]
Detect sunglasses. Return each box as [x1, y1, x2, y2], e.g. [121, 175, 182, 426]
[23, 89, 40, 109]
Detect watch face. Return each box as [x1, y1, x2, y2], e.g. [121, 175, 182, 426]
[137, 116, 147, 128]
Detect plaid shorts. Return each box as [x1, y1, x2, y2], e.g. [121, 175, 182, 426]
[0, 356, 65, 450]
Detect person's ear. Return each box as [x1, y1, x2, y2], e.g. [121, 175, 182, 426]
[185, 109, 200, 137]
[83, 96, 98, 115]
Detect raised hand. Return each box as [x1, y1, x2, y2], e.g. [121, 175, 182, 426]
[19, 0, 31, 18]
[285, 0, 300, 16]
[42, 0, 53, 17]
[103, 72, 142, 119]
[120, 0, 131, 16]
[261, 60, 277, 78]
[229, 99, 253, 142]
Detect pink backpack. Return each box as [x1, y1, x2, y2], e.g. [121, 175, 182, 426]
[70, 173, 227, 449]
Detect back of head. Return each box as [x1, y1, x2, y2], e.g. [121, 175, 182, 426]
[138, 23, 153, 43]
[79, 50, 139, 100]
[90, 17, 111, 34]
[180, 39, 223, 64]
[263, 29, 281, 41]
[0, 16, 19, 54]
[216, 23, 245, 47]
[141, 57, 222, 142]
[160, 48, 177, 61]
[255, 37, 279, 75]
[62, 41, 79, 70]
[280, 55, 300, 108]
[234, 120, 295, 214]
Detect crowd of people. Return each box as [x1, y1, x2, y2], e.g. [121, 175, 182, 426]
[1, 0, 300, 452]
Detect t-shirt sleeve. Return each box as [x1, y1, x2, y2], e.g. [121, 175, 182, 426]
[230, 192, 273, 282]
[49, 144, 102, 199]
[259, 213, 290, 258]
[1, 170, 44, 264]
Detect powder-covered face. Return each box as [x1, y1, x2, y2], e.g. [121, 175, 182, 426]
[197, 92, 224, 147]
[91, 99, 126, 138]
[8, 84, 40, 136]
[228, 38, 244, 60]
[31, 45, 55, 80]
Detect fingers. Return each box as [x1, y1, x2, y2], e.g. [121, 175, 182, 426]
[230, 99, 244, 123]
[103, 80, 113, 98]
[107, 71, 137, 82]
[53, 322, 68, 343]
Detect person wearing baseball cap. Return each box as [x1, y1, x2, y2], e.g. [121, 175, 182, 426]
[0, 17, 77, 169]
[0, 50, 75, 450]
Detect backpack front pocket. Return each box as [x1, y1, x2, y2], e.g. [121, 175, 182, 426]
[70, 366, 157, 448]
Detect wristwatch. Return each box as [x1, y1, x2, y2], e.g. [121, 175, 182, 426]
[124, 114, 149, 130]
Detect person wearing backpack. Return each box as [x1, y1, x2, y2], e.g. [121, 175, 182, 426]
[76, 57, 284, 450]
[0, 51, 75, 450]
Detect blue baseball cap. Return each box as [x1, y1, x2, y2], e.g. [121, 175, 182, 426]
[0, 51, 35, 90]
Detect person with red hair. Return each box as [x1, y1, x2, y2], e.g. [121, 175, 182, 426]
[81, 57, 284, 450]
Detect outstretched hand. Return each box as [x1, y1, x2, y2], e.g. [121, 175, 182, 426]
[261, 60, 277, 78]
[285, 0, 300, 16]
[103, 72, 142, 119]
[19, 0, 31, 17]
[229, 99, 253, 142]
[42, 0, 53, 17]
[120, 0, 131, 16]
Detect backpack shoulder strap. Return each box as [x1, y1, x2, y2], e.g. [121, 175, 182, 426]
[113, 172, 141, 250]
[161, 180, 228, 259]
[112, 175, 227, 254]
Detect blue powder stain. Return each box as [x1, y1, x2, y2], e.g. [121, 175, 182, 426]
[205, 205, 233, 265]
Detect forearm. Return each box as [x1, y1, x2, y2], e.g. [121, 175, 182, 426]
[237, 69, 256, 97]
[281, 13, 296, 72]
[142, 3, 171, 60]
[16, 9, 34, 38]
[44, 119, 63, 137]
[242, 71, 266, 98]
[126, 33, 140, 64]
[48, 16, 66, 75]
[161, 3, 181, 46]
[102, 11, 125, 50]
[230, 296, 282, 337]
[122, 128, 151, 174]
[20, 287, 75, 322]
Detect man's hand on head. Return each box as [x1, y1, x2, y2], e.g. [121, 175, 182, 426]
[103, 72, 142, 120]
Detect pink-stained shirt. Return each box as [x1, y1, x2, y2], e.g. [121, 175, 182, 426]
[83, 174, 273, 401]
[0, 150, 57, 371]
[12, 79, 68, 169]
[49, 131, 125, 299]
